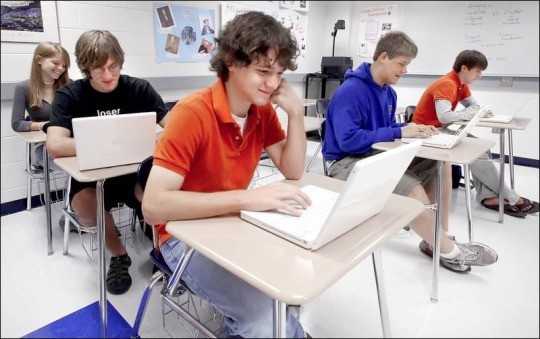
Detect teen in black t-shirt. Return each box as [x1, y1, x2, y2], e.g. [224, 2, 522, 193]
[45, 30, 168, 295]
[49, 74, 167, 133]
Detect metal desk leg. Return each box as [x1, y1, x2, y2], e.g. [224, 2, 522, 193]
[304, 75, 310, 116]
[273, 300, 287, 338]
[372, 249, 391, 338]
[431, 161, 443, 303]
[508, 129, 515, 189]
[498, 130, 505, 223]
[43, 145, 53, 255]
[26, 143, 32, 210]
[96, 180, 107, 338]
[464, 164, 473, 242]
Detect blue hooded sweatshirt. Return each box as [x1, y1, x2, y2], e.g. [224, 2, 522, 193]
[322, 62, 404, 161]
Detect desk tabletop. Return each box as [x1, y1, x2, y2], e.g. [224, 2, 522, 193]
[454, 117, 531, 130]
[54, 157, 140, 183]
[15, 131, 47, 143]
[166, 173, 423, 305]
[373, 137, 494, 164]
[277, 112, 323, 133]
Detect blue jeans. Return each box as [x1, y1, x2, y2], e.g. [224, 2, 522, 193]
[160, 237, 305, 338]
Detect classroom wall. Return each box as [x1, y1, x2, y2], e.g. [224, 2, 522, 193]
[0, 1, 337, 204]
[1, 1, 538, 205]
[344, 1, 540, 161]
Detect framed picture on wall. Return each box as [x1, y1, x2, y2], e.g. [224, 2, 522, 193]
[1, 1, 59, 43]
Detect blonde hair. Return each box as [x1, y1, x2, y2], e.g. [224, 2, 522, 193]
[29, 41, 70, 108]
[75, 30, 124, 78]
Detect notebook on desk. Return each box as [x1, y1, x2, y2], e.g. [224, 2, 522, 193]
[240, 141, 421, 251]
[72, 112, 156, 171]
[401, 107, 484, 149]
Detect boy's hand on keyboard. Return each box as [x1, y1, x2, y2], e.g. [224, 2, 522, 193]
[242, 183, 312, 217]
[402, 124, 439, 138]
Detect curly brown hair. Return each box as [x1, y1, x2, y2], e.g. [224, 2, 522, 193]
[210, 11, 299, 81]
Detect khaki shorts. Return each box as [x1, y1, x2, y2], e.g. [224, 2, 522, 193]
[327, 151, 438, 196]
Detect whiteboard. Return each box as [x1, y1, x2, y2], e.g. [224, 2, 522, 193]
[351, 1, 539, 77]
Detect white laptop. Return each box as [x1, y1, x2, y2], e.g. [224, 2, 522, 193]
[240, 141, 422, 251]
[72, 112, 156, 171]
[401, 106, 485, 149]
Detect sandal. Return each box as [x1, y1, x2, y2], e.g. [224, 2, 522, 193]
[481, 199, 526, 218]
[515, 198, 539, 215]
[106, 254, 132, 295]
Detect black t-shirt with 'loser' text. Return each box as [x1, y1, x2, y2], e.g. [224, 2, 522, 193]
[45, 74, 167, 136]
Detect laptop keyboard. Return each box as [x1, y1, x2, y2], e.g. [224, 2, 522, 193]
[243, 185, 339, 242]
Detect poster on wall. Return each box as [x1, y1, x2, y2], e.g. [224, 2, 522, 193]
[153, 3, 216, 63]
[1, 1, 59, 42]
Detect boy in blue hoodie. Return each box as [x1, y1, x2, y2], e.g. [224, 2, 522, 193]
[323, 31, 498, 273]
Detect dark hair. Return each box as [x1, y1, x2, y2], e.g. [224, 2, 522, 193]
[210, 11, 299, 81]
[453, 50, 488, 73]
[75, 30, 124, 78]
[373, 31, 418, 61]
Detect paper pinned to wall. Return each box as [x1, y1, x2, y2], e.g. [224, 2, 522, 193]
[153, 3, 217, 63]
[221, 2, 278, 27]
[356, 5, 398, 60]
[277, 8, 308, 58]
[221, 2, 308, 58]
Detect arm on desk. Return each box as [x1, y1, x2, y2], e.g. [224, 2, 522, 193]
[435, 99, 482, 124]
[142, 165, 311, 225]
[46, 125, 76, 158]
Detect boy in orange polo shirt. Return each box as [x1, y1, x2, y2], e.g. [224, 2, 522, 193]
[142, 12, 309, 338]
[414, 50, 538, 217]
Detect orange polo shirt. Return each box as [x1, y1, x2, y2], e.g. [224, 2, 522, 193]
[153, 79, 286, 246]
[413, 70, 472, 127]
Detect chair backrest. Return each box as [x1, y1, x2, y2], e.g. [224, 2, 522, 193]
[405, 105, 416, 123]
[135, 155, 159, 247]
[165, 101, 176, 111]
[315, 98, 330, 119]
[137, 155, 154, 191]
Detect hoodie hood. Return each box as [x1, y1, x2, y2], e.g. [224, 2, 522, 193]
[344, 62, 382, 88]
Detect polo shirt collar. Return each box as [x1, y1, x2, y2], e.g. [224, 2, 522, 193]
[211, 79, 261, 125]
[448, 70, 464, 87]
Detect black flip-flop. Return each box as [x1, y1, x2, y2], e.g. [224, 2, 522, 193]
[481, 199, 526, 218]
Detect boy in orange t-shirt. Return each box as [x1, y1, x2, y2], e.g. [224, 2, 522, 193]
[414, 50, 538, 217]
[142, 12, 309, 338]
